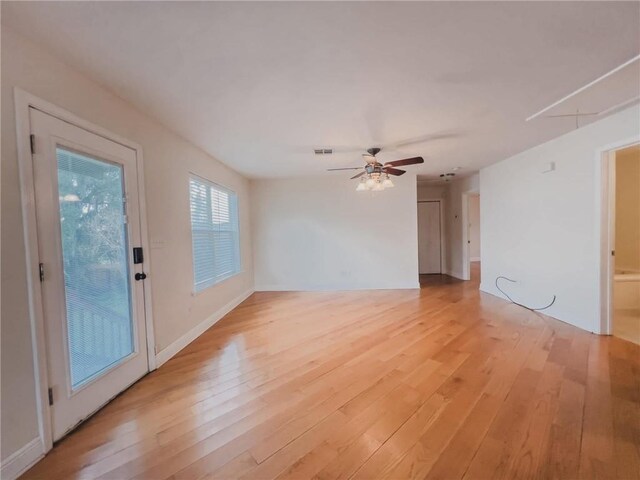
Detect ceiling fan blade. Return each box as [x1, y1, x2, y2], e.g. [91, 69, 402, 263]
[384, 156, 424, 167]
[383, 167, 406, 176]
[327, 167, 363, 171]
[351, 171, 366, 180]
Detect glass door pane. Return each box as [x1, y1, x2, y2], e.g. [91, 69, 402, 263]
[56, 147, 134, 388]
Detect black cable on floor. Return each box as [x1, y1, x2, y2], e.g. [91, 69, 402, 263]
[495, 276, 556, 312]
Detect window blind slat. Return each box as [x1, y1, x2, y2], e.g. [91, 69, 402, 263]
[189, 177, 241, 291]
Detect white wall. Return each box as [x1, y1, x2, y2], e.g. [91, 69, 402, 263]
[1, 28, 253, 465]
[252, 174, 419, 291]
[445, 175, 479, 279]
[417, 183, 447, 201]
[480, 104, 640, 333]
[468, 194, 481, 261]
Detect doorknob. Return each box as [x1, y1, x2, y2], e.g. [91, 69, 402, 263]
[135, 272, 147, 281]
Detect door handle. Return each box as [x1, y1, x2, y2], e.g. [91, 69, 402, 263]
[135, 272, 147, 281]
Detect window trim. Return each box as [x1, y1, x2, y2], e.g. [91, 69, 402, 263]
[188, 173, 242, 294]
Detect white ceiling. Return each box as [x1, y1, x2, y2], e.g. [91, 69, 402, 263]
[3, 1, 639, 179]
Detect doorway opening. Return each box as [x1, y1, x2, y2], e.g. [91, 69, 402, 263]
[607, 143, 640, 344]
[461, 192, 481, 282]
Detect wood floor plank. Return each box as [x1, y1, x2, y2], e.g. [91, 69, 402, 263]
[580, 338, 616, 479]
[21, 264, 639, 480]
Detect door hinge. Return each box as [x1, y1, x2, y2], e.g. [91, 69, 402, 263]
[48, 387, 54, 406]
[612, 250, 615, 256]
[39, 263, 45, 282]
[30, 134, 36, 154]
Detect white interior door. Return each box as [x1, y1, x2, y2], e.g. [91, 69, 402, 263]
[30, 107, 149, 441]
[418, 201, 441, 274]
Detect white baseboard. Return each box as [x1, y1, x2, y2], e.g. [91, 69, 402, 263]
[155, 288, 254, 367]
[1, 438, 44, 480]
[254, 283, 420, 292]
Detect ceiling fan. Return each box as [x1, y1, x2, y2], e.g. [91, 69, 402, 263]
[327, 148, 424, 191]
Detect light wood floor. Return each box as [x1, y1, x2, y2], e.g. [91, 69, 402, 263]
[23, 266, 640, 479]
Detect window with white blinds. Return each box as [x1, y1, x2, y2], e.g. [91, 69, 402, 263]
[189, 175, 241, 292]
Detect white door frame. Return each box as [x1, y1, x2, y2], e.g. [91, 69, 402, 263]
[598, 136, 640, 335]
[14, 88, 156, 453]
[417, 199, 445, 274]
[461, 190, 479, 281]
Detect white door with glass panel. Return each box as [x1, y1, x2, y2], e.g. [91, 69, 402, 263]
[30, 108, 149, 440]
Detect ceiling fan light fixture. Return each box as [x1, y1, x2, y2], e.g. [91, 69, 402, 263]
[327, 147, 423, 192]
[372, 179, 385, 191]
[365, 176, 376, 188]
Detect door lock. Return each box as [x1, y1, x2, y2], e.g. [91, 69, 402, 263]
[135, 272, 147, 281]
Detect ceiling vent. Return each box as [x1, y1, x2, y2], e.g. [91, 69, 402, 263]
[314, 148, 333, 155]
